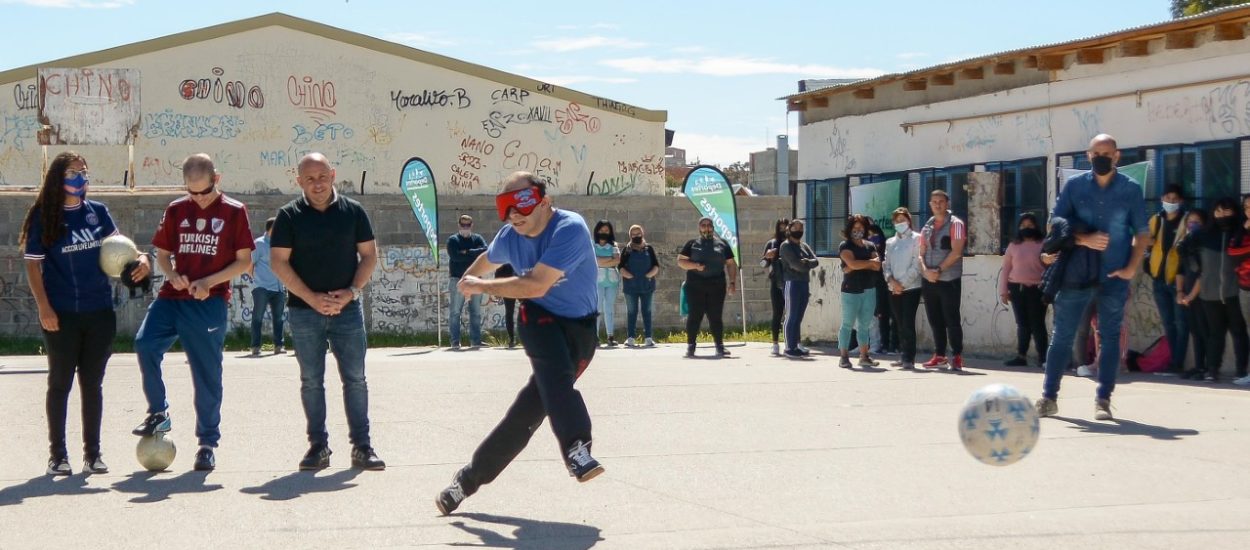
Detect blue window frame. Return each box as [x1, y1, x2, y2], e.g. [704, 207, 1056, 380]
[986, 158, 1047, 252]
[805, 178, 846, 255]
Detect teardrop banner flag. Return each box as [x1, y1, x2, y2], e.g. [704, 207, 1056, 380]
[682, 165, 741, 261]
[400, 157, 440, 267]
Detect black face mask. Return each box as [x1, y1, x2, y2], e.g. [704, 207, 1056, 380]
[597, 234, 610, 243]
[631, 236, 642, 244]
[1091, 155, 1115, 176]
[1019, 228, 1043, 241]
[789, 230, 804, 240]
[1216, 216, 1235, 231]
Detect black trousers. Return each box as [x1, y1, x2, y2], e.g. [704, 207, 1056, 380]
[42, 308, 116, 459]
[1201, 297, 1249, 377]
[889, 288, 922, 363]
[460, 301, 597, 494]
[769, 284, 785, 344]
[1186, 300, 1208, 371]
[503, 298, 516, 341]
[922, 279, 963, 356]
[686, 278, 727, 349]
[1008, 283, 1049, 358]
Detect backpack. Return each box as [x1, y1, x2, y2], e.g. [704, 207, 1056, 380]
[1126, 336, 1171, 373]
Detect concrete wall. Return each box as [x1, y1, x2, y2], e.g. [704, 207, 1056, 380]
[0, 24, 665, 196]
[0, 192, 789, 339]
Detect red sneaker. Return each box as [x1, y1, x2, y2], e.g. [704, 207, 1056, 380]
[949, 355, 965, 371]
[922, 355, 947, 368]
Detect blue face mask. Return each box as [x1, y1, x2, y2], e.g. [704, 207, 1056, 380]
[64, 173, 88, 198]
[1162, 201, 1181, 214]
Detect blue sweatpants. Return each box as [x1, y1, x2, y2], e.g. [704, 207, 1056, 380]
[135, 296, 228, 447]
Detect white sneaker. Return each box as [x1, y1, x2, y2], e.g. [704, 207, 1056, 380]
[624, 337, 636, 347]
[1076, 364, 1096, 377]
[644, 338, 656, 347]
[771, 343, 780, 356]
[1234, 374, 1250, 386]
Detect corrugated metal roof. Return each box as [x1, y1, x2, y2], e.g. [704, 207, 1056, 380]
[783, 4, 1250, 102]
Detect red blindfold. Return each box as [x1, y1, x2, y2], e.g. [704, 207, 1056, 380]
[495, 186, 545, 221]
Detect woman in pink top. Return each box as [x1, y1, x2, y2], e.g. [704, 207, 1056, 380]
[999, 213, 1047, 366]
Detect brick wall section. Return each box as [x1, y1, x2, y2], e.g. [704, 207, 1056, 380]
[1, 191, 790, 338]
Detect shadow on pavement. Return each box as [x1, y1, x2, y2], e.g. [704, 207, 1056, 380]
[389, 349, 436, 357]
[1054, 416, 1200, 440]
[110, 470, 222, 503]
[239, 469, 362, 501]
[448, 512, 603, 549]
[0, 474, 109, 506]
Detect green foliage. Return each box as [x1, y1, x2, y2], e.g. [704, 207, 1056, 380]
[1171, 0, 1250, 18]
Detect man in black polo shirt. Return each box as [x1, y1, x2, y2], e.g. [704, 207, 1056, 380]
[270, 152, 385, 471]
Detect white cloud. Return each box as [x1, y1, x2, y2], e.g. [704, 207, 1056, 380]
[533, 36, 647, 53]
[385, 32, 458, 49]
[673, 133, 766, 167]
[529, 75, 637, 86]
[2, 0, 133, 6]
[600, 56, 884, 78]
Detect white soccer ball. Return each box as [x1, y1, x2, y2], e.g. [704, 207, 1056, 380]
[99, 234, 140, 278]
[136, 433, 177, 472]
[957, 383, 1040, 466]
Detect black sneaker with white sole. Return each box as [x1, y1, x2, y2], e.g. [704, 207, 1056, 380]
[47, 456, 71, 476]
[351, 446, 385, 470]
[565, 440, 604, 482]
[131, 411, 171, 436]
[435, 470, 473, 516]
[193, 447, 215, 471]
[299, 444, 332, 471]
[83, 454, 109, 474]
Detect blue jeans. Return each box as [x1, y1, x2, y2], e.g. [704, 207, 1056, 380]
[839, 289, 876, 352]
[250, 287, 286, 349]
[784, 280, 811, 351]
[624, 291, 654, 339]
[597, 283, 619, 338]
[1043, 279, 1129, 400]
[1150, 278, 1187, 369]
[289, 300, 371, 447]
[135, 297, 227, 447]
[449, 277, 483, 346]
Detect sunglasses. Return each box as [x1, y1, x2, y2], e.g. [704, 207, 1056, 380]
[495, 186, 545, 221]
[64, 169, 89, 179]
[187, 184, 216, 196]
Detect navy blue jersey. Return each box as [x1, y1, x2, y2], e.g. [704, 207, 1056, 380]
[23, 200, 118, 313]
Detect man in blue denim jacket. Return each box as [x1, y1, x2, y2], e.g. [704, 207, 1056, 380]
[1037, 134, 1149, 422]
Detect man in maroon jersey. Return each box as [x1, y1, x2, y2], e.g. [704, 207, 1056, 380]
[131, 153, 254, 472]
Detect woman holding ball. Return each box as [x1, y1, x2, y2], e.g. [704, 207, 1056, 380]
[20, 151, 150, 476]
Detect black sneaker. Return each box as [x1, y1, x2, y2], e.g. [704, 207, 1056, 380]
[435, 471, 471, 516]
[131, 411, 171, 436]
[193, 447, 216, 471]
[685, 346, 696, 358]
[607, 336, 618, 347]
[783, 348, 805, 358]
[716, 347, 731, 357]
[47, 456, 71, 476]
[564, 440, 604, 482]
[351, 446, 385, 470]
[298, 444, 332, 471]
[1004, 356, 1028, 367]
[1181, 368, 1205, 380]
[1204, 371, 1219, 383]
[83, 453, 109, 474]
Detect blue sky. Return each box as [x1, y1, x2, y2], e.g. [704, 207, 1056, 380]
[0, 0, 1173, 165]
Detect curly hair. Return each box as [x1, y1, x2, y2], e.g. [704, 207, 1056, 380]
[20, 151, 83, 250]
[841, 214, 871, 240]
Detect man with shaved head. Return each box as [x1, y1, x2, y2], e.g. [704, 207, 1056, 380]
[132, 153, 254, 471]
[435, 171, 604, 515]
[270, 152, 384, 471]
[1037, 134, 1149, 421]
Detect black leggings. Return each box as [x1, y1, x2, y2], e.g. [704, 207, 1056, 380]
[43, 308, 116, 459]
[503, 298, 516, 341]
[686, 278, 727, 349]
[1009, 283, 1049, 358]
[1202, 297, 1249, 377]
[769, 284, 785, 344]
[459, 302, 597, 494]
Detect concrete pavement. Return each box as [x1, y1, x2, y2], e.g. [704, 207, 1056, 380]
[0, 344, 1247, 549]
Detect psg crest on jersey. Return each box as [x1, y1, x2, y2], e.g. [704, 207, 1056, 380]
[85, 212, 99, 226]
[211, 218, 224, 234]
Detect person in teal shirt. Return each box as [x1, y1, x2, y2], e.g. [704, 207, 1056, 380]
[592, 220, 621, 346]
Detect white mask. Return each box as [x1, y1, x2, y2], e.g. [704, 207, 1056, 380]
[894, 221, 910, 234]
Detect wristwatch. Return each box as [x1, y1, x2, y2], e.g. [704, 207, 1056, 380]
[350, 286, 363, 301]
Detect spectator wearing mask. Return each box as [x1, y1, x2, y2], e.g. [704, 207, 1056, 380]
[999, 213, 1047, 367]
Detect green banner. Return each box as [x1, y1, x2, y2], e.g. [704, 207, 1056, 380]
[682, 166, 740, 261]
[850, 179, 902, 237]
[400, 157, 440, 267]
[1060, 161, 1150, 193]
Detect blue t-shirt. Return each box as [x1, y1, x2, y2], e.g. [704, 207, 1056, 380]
[486, 209, 598, 318]
[251, 235, 283, 292]
[1052, 171, 1149, 277]
[23, 200, 118, 313]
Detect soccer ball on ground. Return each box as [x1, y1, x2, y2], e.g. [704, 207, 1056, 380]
[957, 383, 1039, 466]
[136, 434, 177, 472]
